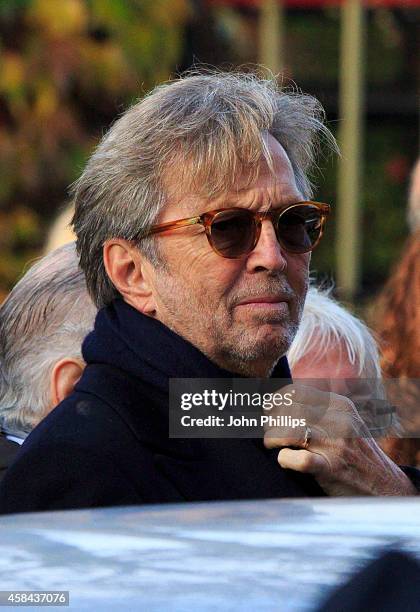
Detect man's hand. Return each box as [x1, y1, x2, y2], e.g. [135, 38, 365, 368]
[263, 385, 416, 496]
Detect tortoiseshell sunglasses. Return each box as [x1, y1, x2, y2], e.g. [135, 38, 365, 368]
[138, 201, 330, 259]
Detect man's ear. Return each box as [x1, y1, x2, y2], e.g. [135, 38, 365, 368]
[103, 239, 156, 314]
[50, 358, 85, 410]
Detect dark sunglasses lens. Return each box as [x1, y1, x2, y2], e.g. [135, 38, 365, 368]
[210, 209, 256, 257]
[277, 205, 323, 253]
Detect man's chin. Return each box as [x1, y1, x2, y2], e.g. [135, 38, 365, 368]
[255, 318, 294, 340]
[234, 329, 290, 363]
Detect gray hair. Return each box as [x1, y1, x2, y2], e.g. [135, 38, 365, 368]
[288, 286, 382, 378]
[408, 158, 420, 233]
[72, 69, 337, 308]
[0, 243, 96, 437]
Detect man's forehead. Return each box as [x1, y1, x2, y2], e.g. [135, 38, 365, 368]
[166, 181, 302, 218]
[206, 182, 302, 212]
[162, 140, 301, 216]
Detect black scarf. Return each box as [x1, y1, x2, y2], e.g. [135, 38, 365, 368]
[82, 299, 325, 498]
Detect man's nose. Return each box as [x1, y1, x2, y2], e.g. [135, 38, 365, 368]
[246, 218, 287, 273]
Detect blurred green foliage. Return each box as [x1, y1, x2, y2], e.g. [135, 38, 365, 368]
[287, 9, 404, 85]
[0, 0, 188, 297]
[311, 123, 414, 297]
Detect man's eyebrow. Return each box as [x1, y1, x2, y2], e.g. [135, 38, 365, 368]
[268, 197, 304, 209]
[222, 195, 303, 210]
[223, 190, 305, 208]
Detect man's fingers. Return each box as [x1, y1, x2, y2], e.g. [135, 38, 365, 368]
[263, 391, 329, 430]
[277, 447, 327, 475]
[264, 428, 307, 449]
[264, 424, 321, 450]
[270, 383, 357, 424]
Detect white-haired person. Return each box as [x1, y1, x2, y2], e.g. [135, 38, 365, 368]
[0, 242, 96, 482]
[288, 286, 398, 442]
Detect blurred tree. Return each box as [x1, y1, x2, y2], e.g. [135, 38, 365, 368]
[0, 0, 189, 294]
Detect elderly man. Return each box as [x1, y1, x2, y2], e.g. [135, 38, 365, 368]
[0, 243, 96, 483]
[0, 71, 417, 514]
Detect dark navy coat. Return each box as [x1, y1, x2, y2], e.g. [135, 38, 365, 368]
[0, 300, 326, 515]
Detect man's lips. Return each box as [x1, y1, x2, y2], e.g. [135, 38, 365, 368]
[237, 295, 290, 306]
[235, 297, 291, 318]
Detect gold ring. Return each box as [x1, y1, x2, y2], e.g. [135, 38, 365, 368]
[302, 426, 312, 449]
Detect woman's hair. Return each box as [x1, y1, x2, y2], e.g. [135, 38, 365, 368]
[376, 231, 420, 380]
[374, 231, 420, 466]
